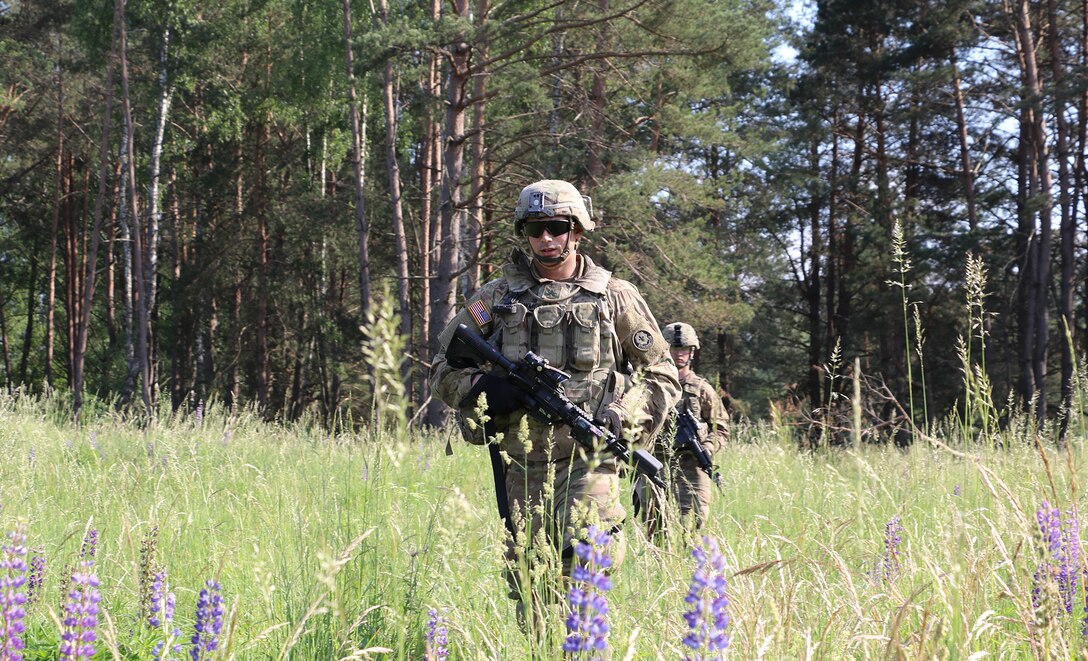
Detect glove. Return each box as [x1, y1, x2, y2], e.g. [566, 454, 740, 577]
[598, 407, 624, 437]
[459, 372, 523, 416]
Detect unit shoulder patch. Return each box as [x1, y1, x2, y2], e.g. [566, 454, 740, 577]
[632, 329, 654, 351]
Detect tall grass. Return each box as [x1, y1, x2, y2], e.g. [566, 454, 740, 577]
[2, 389, 1088, 658]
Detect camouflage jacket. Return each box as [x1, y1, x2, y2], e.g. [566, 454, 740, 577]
[676, 371, 729, 457]
[430, 250, 680, 462]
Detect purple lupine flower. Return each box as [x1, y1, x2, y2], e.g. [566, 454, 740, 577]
[952, 485, 961, 497]
[25, 552, 45, 608]
[27, 448, 36, 468]
[1, 528, 30, 661]
[149, 571, 181, 661]
[425, 608, 449, 660]
[881, 516, 904, 583]
[563, 526, 613, 658]
[1059, 508, 1080, 614]
[190, 580, 224, 661]
[681, 536, 730, 659]
[1033, 500, 1063, 611]
[79, 530, 97, 563]
[59, 561, 100, 660]
[194, 401, 204, 427]
[148, 571, 167, 628]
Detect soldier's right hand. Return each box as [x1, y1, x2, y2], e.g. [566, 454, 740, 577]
[460, 372, 522, 415]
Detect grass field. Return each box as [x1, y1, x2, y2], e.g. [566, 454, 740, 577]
[1, 390, 1087, 660]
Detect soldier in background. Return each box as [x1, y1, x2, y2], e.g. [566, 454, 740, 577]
[636, 322, 728, 534]
[429, 179, 680, 629]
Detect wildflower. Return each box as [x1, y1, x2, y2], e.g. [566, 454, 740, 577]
[79, 530, 97, 563]
[1033, 501, 1063, 613]
[425, 608, 449, 660]
[27, 448, 35, 468]
[1, 528, 30, 660]
[26, 552, 45, 608]
[563, 526, 613, 658]
[1059, 508, 1080, 614]
[952, 485, 961, 497]
[190, 580, 224, 661]
[880, 516, 904, 583]
[681, 536, 730, 659]
[148, 571, 181, 661]
[138, 527, 160, 621]
[59, 561, 100, 661]
[194, 401, 204, 426]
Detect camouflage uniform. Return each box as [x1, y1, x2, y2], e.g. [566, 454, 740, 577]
[430, 181, 680, 608]
[637, 322, 728, 531]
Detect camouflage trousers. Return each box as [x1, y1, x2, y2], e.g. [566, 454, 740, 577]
[501, 454, 627, 603]
[634, 453, 712, 535]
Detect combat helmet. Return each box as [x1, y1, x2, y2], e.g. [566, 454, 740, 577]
[515, 180, 595, 234]
[663, 322, 700, 350]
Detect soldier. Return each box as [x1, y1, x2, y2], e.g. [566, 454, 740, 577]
[430, 179, 680, 629]
[637, 322, 728, 534]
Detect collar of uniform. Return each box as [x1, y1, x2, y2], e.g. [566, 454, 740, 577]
[505, 250, 611, 294]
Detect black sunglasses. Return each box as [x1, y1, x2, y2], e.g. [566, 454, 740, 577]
[522, 219, 573, 238]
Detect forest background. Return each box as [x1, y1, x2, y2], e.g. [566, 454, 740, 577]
[1, 0, 1085, 436]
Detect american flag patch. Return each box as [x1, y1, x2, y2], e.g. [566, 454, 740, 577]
[468, 299, 492, 329]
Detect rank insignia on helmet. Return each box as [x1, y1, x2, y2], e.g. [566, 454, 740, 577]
[632, 329, 654, 351]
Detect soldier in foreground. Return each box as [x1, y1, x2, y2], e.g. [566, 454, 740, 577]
[636, 322, 728, 535]
[429, 179, 679, 633]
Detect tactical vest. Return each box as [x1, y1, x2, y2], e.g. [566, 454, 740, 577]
[680, 378, 705, 421]
[494, 280, 621, 412]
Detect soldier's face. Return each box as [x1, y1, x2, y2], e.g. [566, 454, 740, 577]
[670, 346, 693, 368]
[524, 217, 581, 260]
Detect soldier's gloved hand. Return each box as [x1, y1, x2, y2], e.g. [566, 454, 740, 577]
[598, 408, 624, 437]
[460, 372, 522, 416]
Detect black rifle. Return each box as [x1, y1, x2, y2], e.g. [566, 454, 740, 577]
[675, 404, 723, 490]
[451, 324, 666, 489]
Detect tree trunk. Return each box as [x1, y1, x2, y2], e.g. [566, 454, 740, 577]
[1014, 0, 1053, 421]
[427, 0, 471, 425]
[18, 256, 38, 385]
[256, 99, 271, 412]
[1047, 0, 1074, 433]
[465, 0, 490, 296]
[950, 47, 978, 231]
[342, 0, 371, 320]
[378, 0, 412, 378]
[0, 288, 9, 389]
[806, 137, 822, 413]
[417, 0, 441, 405]
[46, 68, 63, 391]
[586, 0, 609, 185]
[120, 8, 152, 410]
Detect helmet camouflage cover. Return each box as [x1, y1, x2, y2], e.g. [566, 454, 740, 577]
[663, 322, 700, 350]
[515, 180, 595, 233]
